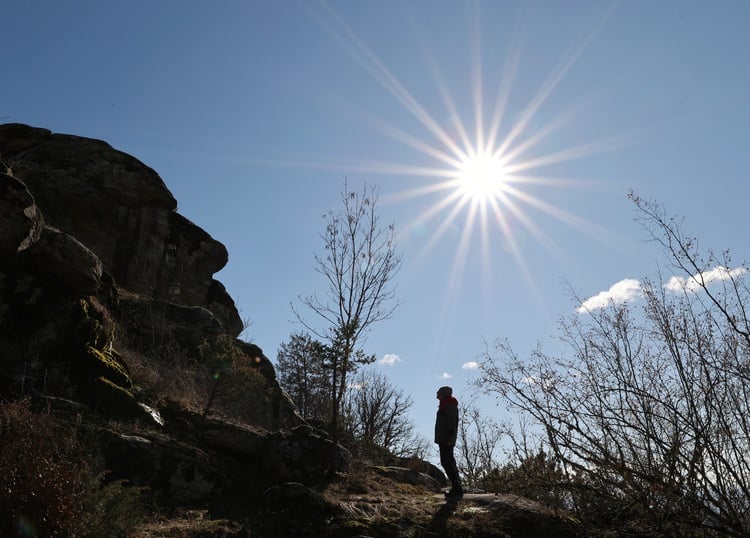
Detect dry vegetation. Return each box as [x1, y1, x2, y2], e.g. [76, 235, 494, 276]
[0, 393, 580, 537]
[0, 399, 146, 537]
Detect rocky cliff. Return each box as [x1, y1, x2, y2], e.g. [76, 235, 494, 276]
[0, 123, 240, 332]
[0, 123, 350, 503]
[1, 123, 247, 406]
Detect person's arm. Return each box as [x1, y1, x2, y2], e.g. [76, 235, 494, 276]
[443, 403, 458, 445]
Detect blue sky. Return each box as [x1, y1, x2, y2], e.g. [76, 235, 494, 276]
[4, 1, 750, 450]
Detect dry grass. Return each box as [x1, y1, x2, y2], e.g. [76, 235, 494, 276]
[116, 321, 271, 427]
[119, 343, 209, 412]
[322, 469, 445, 531]
[133, 512, 243, 538]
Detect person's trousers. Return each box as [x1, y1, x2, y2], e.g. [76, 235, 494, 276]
[439, 443, 462, 490]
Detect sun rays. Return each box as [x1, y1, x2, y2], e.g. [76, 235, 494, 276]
[301, 2, 632, 308]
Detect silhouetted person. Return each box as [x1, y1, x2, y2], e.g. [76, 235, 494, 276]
[435, 386, 463, 500]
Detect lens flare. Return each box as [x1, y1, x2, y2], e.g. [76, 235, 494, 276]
[456, 152, 507, 202]
[294, 2, 635, 316]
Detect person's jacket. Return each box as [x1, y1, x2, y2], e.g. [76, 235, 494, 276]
[434, 396, 459, 445]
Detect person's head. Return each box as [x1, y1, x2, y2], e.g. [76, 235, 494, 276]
[436, 386, 453, 399]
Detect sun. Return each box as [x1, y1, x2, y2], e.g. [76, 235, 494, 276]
[303, 2, 628, 308]
[456, 152, 508, 202]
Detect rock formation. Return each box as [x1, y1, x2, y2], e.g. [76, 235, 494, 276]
[0, 123, 339, 503]
[0, 123, 240, 332]
[0, 124, 580, 536]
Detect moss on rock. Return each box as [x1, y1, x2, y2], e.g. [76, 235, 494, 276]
[90, 376, 142, 417]
[79, 345, 131, 389]
[73, 298, 113, 350]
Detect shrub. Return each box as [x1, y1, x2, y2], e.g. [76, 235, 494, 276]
[0, 399, 147, 537]
[74, 475, 147, 538]
[0, 398, 89, 536]
[486, 450, 569, 509]
[200, 335, 270, 424]
[475, 196, 747, 535]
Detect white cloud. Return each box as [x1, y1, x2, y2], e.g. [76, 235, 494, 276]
[663, 265, 747, 293]
[379, 353, 401, 366]
[577, 278, 642, 313]
[438, 372, 453, 380]
[462, 361, 480, 370]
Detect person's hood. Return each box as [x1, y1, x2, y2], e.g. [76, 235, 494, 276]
[439, 396, 458, 409]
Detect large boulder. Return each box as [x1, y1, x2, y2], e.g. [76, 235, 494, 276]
[166, 410, 342, 487]
[98, 428, 229, 503]
[370, 465, 442, 493]
[0, 123, 242, 336]
[1, 169, 103, 298]
[17, 226, 103, 296]
[262, 425, 352, 485]
[0, 173, 43, 260]
[395, 456, 448, 488]
[117, 295, 224, 350]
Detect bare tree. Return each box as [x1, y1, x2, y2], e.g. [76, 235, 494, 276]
[475, 194, 750, 535]
[343, 369, 423, 458]
[455, 405, 506, 490]
[294, 181, 401, 467]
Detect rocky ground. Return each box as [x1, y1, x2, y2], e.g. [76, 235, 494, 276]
[131, 467, 581, 537]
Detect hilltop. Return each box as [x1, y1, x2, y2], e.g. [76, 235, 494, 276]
[0, 123, 578, 537]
